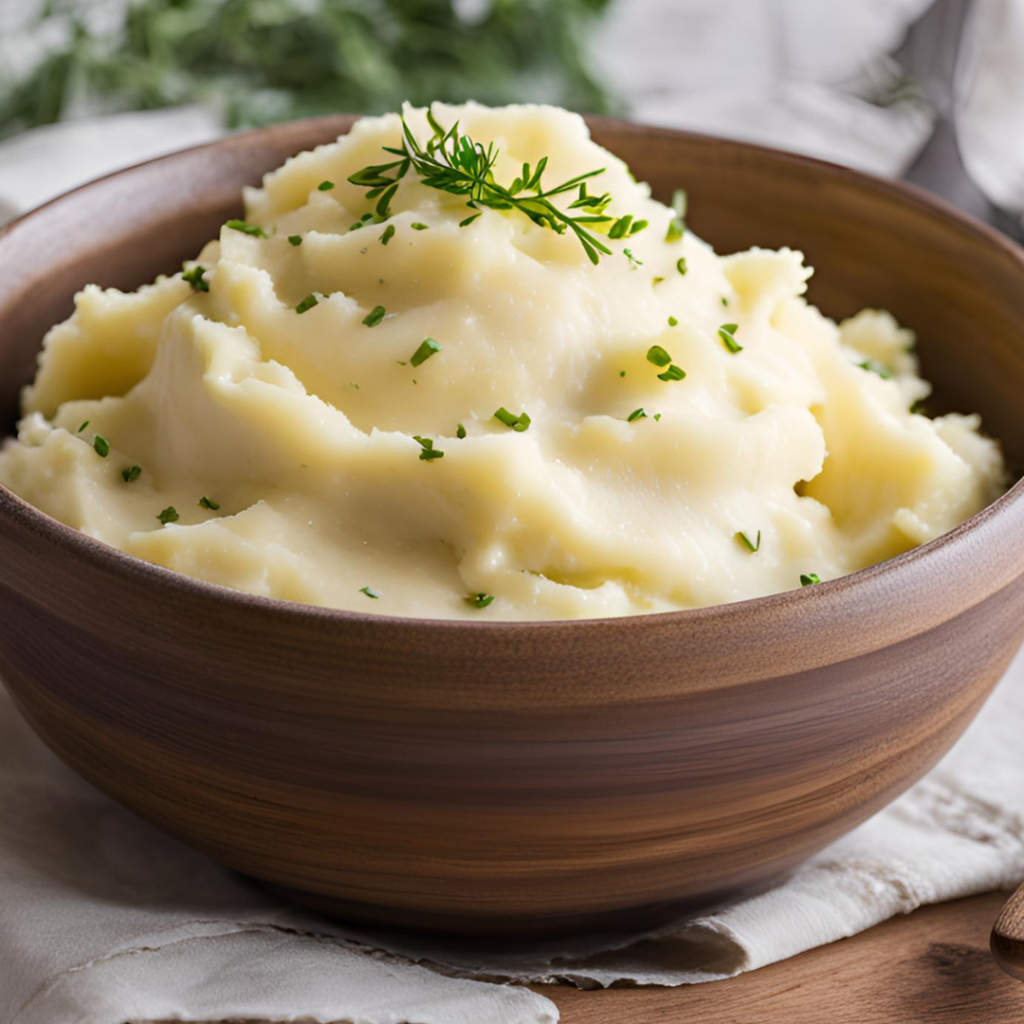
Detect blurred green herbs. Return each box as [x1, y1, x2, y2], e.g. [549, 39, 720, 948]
[0, 0, 619, 141]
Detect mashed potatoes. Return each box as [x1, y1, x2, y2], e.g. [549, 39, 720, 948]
[0, 103, 1005, 619]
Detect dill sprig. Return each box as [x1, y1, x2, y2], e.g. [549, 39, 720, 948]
[348, 109, 631, 265]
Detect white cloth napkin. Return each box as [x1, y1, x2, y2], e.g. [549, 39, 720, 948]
[2, 650, 1023, 1019]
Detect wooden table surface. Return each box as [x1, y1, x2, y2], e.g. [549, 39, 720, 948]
[542, 892, 1024, 1023]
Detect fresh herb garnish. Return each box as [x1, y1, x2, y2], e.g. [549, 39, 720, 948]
[77, 421, 89, 434]
[410, 338, 442, 366]
[718, 323, 742, 353]
[225, 219, 267, 238]
[653, 412, 662, 421]
[465, 592, 495, 609]
[666, 188, 687, 242]
[668, 316, 678, 326]
[122, 465, 141, 483]
[494, 407, 531, 432]
[800, 573, 821, 587]
[657, 364, 686, 382]
[380, 224, 396, 245]
[413, 435, 445, 460]
[359, 585, 381, 599]
[459, 212, 481, 227]
[456, 423, 467, 439]
[349, 109, 632, 265]
[288, 235, 303, 246]
[157, 506, 179, 525]
[199, 496, 220, 510]
[653, 276, 665, 286]
[721, 296, 730, 307]
[411, 222, 429, 230]
[677, 257, 687, 275]
[608, 214, 633, 239]
[295, 293, 319, 314]
[646, 345, 672, 367]
[93, 435, 110, 458]
[182, 264, 209, 292]
[627, 408, 647, 422]
[858, 359, 892, 379]
[619, 370, 627, 377]
[363, 304, 386, 327]
[318, 180, 335, 191]
[736, 530, 761, 553]
[623, 247, 643, 268]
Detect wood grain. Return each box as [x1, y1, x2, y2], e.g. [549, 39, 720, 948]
[992, 883, 1024, 980]
[2, 119, 1024, 935]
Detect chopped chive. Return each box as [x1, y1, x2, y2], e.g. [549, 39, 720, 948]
[411, 222, 429, 230]
[619, 370, 627, 377]
[653, 412, 662, 421]
[652, 276, 665, 286]
[608, 214, 634, 240]
[668, 316, 678, 327]
[459, 212, 481, 227]
[718, 323, 742, 353]
[465, 592, 495, 609]
[627, 408, 647, 422]
[721, 296, 730, 307]
[657, 364, 686, 382]
[646, 345, 672, 367]
[493, 407, 531, 432]
[182, 264, 209, 292]
[677, 257, 688, 275]
[121, 465, 141, 483]
[157, 506, 179, 525]
[800, 573, 821, 587]
[225, 219, 267, 238]
[413, 435, 445, 461]
[456, 423, 467, 439]
[199, 496, 220, 510]
[361, 212, 373, 222]
[359, 585, 381, 599]
[318, 180, 335, 191]
[666, 189, 687, 242]
[858, 359, 892, 379]
[295, 293, 319, 314]
[288, 235, 303, 246]
[410, 338, 441, 367]
[93, 435, 110, 458]
[363, 304, 386, 327]
[349, 222, 364, 231]
[380, 224, 396, 246]
[736, 530, 761, 553]
[76, 421, 90, 433]
[623, 247, 643, 267]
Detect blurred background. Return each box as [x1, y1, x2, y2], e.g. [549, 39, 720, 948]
[0, 0, 1022, 237]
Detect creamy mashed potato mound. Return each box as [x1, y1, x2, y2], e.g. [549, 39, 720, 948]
[0, 103, 1006, 619]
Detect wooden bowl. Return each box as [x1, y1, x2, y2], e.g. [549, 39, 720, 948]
[2, 117, 1024, 937]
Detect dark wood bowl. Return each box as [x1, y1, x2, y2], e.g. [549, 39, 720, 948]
[2, 117, 1024, 937]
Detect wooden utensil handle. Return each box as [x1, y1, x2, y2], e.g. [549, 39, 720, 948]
[992, 882, 1024, 980]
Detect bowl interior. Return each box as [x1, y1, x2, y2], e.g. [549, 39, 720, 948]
[2, 115, 1024, 472]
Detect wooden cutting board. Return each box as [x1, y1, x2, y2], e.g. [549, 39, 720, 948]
[544, 891, 1023, 1023]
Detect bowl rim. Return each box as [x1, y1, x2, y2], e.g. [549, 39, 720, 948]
[1, 113, 1023, 632]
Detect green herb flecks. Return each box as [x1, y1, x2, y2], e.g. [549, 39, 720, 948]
[199, 496, 220, 510]
[736, 530, 761, 553]
[93, 435, 110, 458]
[295, 293, 319, 314]
[182, 264, 209, 292]
[456, 423, 467, 439]
[646, 345, 672, 367]
[657, 364, 686, 382]
[157, 506, 179, 525]
[858, 359, 892, 380]
[122, 465, 141, 484]
[627, 408, 647, 422]
[623, 247, 643, 268]
[677, 257, 687, 275]
[718, 323, 742, 353]
[410, 338, 441, 366]
[363, 304, 386, 327]
[349, 109, 633, 265]
[318, 180, 335, 191]
[666, 188, 687, 242]
[380, 224, 396, 245]
[288, 235, 303, 246]
[465, 592, 495, 609]
[668, 315, 678, 327]
[76, 421, 89, 434]
[225, 219, 267, 238]
[494, 407, 531, 432]
[359, 585, 381, 599]
[414, 435, 445, 461]
[800, 573, 821, 587]
[411, 222, 429, 230]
